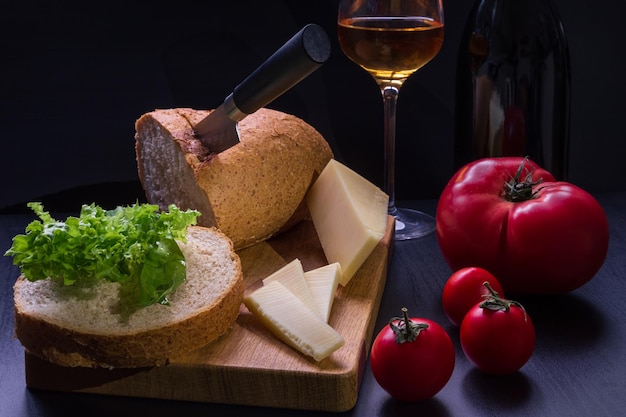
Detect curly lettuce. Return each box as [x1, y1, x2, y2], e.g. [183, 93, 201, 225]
[5, 202, 200, 312]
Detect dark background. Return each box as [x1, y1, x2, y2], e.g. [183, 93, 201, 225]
[1, 0, 624, 212]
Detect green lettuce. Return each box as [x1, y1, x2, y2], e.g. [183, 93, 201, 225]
[5, 202, 200, 314]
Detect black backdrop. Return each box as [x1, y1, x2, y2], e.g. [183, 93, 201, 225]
[1, 0, 624, 212]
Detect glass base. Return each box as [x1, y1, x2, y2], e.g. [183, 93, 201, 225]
[390, 207, 436, 240]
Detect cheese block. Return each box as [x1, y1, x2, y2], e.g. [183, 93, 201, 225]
[306, 159, 389, 286]
[304, 262, 342, 322]
[243, 280, 345, 362]
[261, 258, 320, 318]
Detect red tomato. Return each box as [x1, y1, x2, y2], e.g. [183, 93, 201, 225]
[436, 157, 609, 295]
[460, 283, 535, 375]
[442, 267, 505, 326]
[370, 308, 455, 402]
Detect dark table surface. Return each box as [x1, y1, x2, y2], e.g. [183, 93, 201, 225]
[1, 192, 625, 417]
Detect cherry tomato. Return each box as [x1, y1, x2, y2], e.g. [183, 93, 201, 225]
[370, 308, 455, 402]
[460, 283, 535, 375]
[436, 157, 609, 294]
[442, 267, 505, 326]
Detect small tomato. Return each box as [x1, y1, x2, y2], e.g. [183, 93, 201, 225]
[370, 308, 455, 402]
[442, 267, 505, 326]
[460, 283, 535, 375]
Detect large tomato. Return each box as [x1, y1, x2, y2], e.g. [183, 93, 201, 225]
[370, 308, 455, 402]
[436, 157, 609, 295]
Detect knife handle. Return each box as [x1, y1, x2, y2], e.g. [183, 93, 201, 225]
[228, 23, 331, 118]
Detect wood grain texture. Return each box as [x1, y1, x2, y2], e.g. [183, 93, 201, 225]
[24, 216, 395, 412]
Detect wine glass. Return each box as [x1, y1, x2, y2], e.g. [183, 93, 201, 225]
[338, 0, 444, 240]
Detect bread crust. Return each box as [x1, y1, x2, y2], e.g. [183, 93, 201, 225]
[135, 108, 333, 250]
[13, 226, 244, 368]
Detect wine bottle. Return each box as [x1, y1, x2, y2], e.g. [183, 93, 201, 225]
[454, 0, 571, 180]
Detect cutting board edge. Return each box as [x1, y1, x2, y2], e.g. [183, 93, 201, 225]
[24, 337, 365, 412]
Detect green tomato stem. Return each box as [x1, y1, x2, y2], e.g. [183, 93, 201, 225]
[480, 282, 529, 322]
[389, 307, 429, 344]
[503, 156, 544, 202]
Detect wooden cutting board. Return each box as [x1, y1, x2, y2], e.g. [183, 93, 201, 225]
[24, 216, 395, 412]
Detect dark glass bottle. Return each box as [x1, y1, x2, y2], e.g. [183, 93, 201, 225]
[454, 0, 571, 179]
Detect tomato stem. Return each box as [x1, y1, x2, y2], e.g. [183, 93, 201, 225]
[389, 307, 429, 344]
[503, 157, 544, 202]
[480, 282, 529, 322]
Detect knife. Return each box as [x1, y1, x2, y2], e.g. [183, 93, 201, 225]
[193, 23, 331, 152]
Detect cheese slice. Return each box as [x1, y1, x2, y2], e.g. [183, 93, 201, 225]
[304, 262, 342, 322]
[261, 258, 320, 318]
[306, 159, 389, 286]
[244, 280, 345, 362]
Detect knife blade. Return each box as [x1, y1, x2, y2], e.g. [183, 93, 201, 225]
[193, 23, 331, 152]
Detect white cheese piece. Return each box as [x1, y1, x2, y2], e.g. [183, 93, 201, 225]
[261, 258, 320, 318]
[306, 159, 389, 286]
[304, 262, 342, 322]
[244, 280, 345, 362]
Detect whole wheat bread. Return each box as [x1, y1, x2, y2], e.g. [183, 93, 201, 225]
[135, 108, 333, 250]
[13, 226, 244, 368]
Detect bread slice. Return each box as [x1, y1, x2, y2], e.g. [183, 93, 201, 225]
[13, 226, 244, 369]
[135, 107, 333, 250]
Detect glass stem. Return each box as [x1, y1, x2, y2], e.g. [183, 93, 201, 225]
[382, 85, 399, 216]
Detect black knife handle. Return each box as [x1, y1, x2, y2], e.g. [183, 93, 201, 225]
[230, 23, 331, 116]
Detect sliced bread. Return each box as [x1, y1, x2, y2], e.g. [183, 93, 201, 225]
[13, 226, 244, 368]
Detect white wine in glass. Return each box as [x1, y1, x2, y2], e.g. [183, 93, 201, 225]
[338, 0, 444, 240]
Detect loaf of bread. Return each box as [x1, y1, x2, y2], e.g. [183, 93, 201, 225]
[135, 108, 333, 250]
[13, 226, 244, 368]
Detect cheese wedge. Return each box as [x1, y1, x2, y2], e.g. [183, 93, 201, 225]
[306, 159, 389, 286]
[304, 262, 342, 322]
[261, 258, 320, 318]
[244, 280, 345, 362]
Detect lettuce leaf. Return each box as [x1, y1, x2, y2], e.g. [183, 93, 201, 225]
[5, 202, 200, 313]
